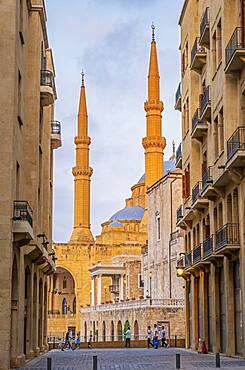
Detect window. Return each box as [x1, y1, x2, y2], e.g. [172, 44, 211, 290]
[62, 298, 67, 315]
[156, 214, 161, 240]
[217, 20, 222, 65]
[63, 277, 67, 289]
[17, 70, 23, 125]
[183, 167, 190, 198]
[126, 274, 129, 289]
[212, 31, 217, 73]
[214, 116, 219, 159]
[73, 297, 76, 314]
[19, 0, 24, 45]
[218, 108, 224, 153]
[138, 274, 144, 288]
[16, 162, 20, 199]
[181, 41, 189, 76]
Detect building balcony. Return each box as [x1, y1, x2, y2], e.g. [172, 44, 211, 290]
[185, 251, 192, 269]
[215, 223, 240, 254]
[203, 235, 215, 260]
[202, 166, 217, 199]
[176, 143, 182, 169]
[192, 181, 209, 210]
[200, 7, 210, 47]
[191, 109, 208, 141]
[175, 82, 182, 111]
[225, 27, 245, 74]
[227, 127, 245, 168]
[190, 37, 207, 73]
[200, 86, 211, 121]
[176, 205, 186, 229]
[192, 244, 202, 265]
[182, 196, 195, 226]
[51, 120, 62, 149]
[40, 70, 57, 106]
[12, 201, 34, 246]
[177, 255, 185, 268]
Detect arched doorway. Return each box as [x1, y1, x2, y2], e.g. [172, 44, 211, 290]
[84, 321, 87, 342]
[134, 320, 139, 340]
[24, 266, 31, 355]
[117, 321, 122, 341]
[33, 273, 37, 350]
[43, 282, 48, 347]
[124, 320, 130, 339]
[102, 321, 106, 342]
[11, 257, 18, 361]
[73, 297, 76, 314]
[38, 279, 43, 349]
[111, 321, 114, 341]
[62, 298, 67, 314]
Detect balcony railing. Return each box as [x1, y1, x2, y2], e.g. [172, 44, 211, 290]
[192, 182, 202, 204]
[192, 109, 200, 132]
[216, 223, 240, 251]
[40, 70, 57, 99]
[13, 201, 33, 227]
[200, 7, 210, 44]
[227, 127, 245, 162]
[109, 285, 119, 294]
[225, 27, 245, 68]
[185, 251, 192, 268]
[193, 244, 202, 264]
[203, 235, 214, 258]
[177, 205, 183, 223]
[191, 38, 206, 65]
[177, 256, 185, 268]
[51, 120, 61, 135]
[170, 230, 181, 241]
[175, 82, 182, 110]
[202, 166, 213, 191]
[200, 86, 211, 118]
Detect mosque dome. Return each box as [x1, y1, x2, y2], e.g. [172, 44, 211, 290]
[110, 206, 144, 221]
[137, 160, 176, 184]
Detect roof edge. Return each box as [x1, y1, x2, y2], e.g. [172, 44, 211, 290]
[179, 0, 189, 25]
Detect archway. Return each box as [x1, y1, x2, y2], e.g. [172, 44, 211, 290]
[73, 297, 76, 314]
[38, 279, 43, 349]
[102, 321, 106, 342]
[11, 256, 18, 361]
[52, 267, 75, 315]
[117, 321, 122, 341]
[24, 266, 31, 355]
[33, 273, 37, 350]
[111, 321, 114, 341]
[43, 282, 48, 347]
[134, 320, 139, 340]
[62, 298, 67, 314]
[124, 320, 130, 339]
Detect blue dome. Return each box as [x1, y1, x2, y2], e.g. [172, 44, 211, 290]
[110, 206, 144, 221]
[137, 160, 176, 185]
[110, 221, 123, 227]
[138, 174, 145, 184]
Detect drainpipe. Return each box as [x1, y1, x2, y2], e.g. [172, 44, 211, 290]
[169, 176, 178, 299]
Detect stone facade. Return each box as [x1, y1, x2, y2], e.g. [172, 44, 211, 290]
[176, 0, 245, 357]
[0, 0, 60, 368]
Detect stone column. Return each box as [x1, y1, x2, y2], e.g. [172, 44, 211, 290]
[211, 262, 220, 353]
[224, 257, 235, 355]
[91, 277, 95, 306]
[119, 275, 124, 301]
[97, 275, 102, 305]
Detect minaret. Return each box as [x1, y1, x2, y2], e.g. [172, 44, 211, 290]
[142, 24, 166, 188]
[70, 72, 94, 242]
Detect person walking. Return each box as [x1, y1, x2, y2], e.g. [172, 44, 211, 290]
[146, 326, 153, 348]
[88, 331, 93, 349]
[72, 332, 81, 350]
[64, 331, 71, 350]
[125, 327, 131, 348]
[153, 324, 159, 349]
[160, 326, 168, 347]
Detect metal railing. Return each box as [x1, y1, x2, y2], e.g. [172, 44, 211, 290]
[226, 27, 245, 66]
[191, 37, 206, 65]
[40, 70, 57, 99]
[193, 244, 202, 264]
[176, 256, 185, 268]
[227, 127, 245, 161]
[215, 223, 240, 251]
[175, 82, 181, 105]
[185, 251, 192, 268]
[177, 205, 183, 222]
[170, 230, 181, 241]
[200, 86, 211, 117]
[203, 235, 214, 258]
[192, 109, 200, 132]
[176, 143, 182, 165]
[109, 285, 119, 294]
[202, 166, 213, 191]
[48, 310, 60, 315]
[51, 120, 61, 135]
[192, 182, 202, 204]
[13, 201, 33, 227]
[200, 7, 210, 40]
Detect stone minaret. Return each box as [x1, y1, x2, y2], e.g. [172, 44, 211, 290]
[70, 73, 94, 242]
[143, 24, 166, 188]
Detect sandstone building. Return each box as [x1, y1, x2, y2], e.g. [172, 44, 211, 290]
[0, 0, 61, 368]
[48, 27, 185, 343]
[176, 0, 245, 357]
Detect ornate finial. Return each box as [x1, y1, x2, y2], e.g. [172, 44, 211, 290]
[81, 70, 85, 86]
[151, 22, 155, 42]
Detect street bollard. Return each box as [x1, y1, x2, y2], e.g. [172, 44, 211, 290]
[176, 353, 180, 369]
[92, 355, 97, 370]
[47, 357, 52, 370]
[174, 335, 177, 347]
[216, 353, 220, 368]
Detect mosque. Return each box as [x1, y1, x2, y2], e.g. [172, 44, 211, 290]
[47, 26, 184, 342]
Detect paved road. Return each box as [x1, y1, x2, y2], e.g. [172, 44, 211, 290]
[18, 348, 245, 370]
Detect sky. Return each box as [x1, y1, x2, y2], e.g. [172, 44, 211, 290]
[46, 0, 183, 242]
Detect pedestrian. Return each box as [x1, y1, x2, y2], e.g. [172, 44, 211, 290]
[72, 332, 81, 350]
[88, 331, 93, 349]
[153, 324, 159, 349]
[125, 326, 131, 348]
[146, 326, 153, 348]
[160, 326, 168, 348]
[64, 331, 71, 349]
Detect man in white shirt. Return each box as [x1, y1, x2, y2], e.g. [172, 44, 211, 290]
[125, 327, 131, 348]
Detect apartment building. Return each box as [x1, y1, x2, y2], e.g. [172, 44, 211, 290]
[0, 0, 61, 368]
[175, 0, 245, 357]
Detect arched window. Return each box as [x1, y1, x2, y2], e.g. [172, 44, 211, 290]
[117, 321, 122, 341]
[102, 321, 106, 342]
[111, 321, 114, 342]
[63, 277, 67, 289]
[134, 320, 139, 340]
[62, 298, 67, 314]
[73, 297, 76, 314]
